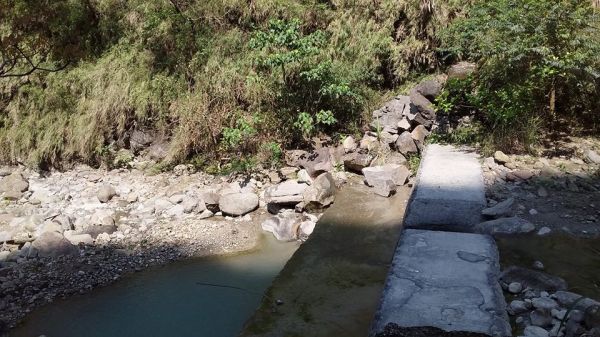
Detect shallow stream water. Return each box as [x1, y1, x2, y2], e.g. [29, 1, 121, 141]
[496, 234, 600, 300]
[10, 235, 299, 337]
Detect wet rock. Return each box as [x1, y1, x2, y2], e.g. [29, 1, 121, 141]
[524, 325, 550, 337]
[31, 232, 77, 258]
[362, 164, 410, 187]
[509, 300, 531, 315]
[474, 217, 535, 235]
[261, 211, 302, 241]
[531, 309, 554, 327]
[395, 131, 418, 155]
[343, 153, 373, 173]
[481, 198, 514, 218]
[537, 187, 549, 198]
[218, 193, 259, 216]
[509, 282, 523, 294]
[501, 266, 568, 292]
[97, 185, 117, 203]
[302, 172, 336, 207]
[585, 305, 600, 329]
[538, 227, 552, 236]
[299, 219, 316, 237]
[533, 298, 559, 311]
[265, 180, 308, 205]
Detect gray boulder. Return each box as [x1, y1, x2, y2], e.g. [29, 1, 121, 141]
[343, 152, 373, 173]
[302, 172, 336, 207]
[395, 131, 418, 155]
[265, 180, 308, 205]
[494, 151, 511, 165]
[0, 172, 29, 194]
[372, 179, 396, 197]
[474, 216, 534, 235]
[297, 148, 332, 178]
[218, 193, 259, 216]
[31, 232, 77, 258]
[585, 150, 600, 164]
[81, 225, 117, 239]
[411, 125, 430, 151]
[342, 136, 357, 153]
[97, 185, 117, 203]
[481, 198, 515, 219]
[362, 164, 410, 187]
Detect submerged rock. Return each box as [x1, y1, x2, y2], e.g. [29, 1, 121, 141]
[261, 211, 302, 241]
[501, 266, 568, 292]
[474, 217, 535, 235]
[481, 198, 514, 219]
[362, 164, 410, 187]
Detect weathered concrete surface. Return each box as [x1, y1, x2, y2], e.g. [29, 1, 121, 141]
[370, 229, 511, 337]
[405, 144, 486, 231]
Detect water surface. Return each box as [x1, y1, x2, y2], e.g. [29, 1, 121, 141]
[11, 235, 299, 337]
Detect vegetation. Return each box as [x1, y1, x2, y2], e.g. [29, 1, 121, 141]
[0, 0, 598, 169]
[440, 0, 600, 152]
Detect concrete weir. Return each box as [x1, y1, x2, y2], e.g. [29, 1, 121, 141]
[371, 145, 511, 337]
[370, 230, 511, 337]
[405, 144, 486, 231]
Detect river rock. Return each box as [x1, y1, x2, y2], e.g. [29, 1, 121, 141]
[538, 227, 552, 236]
[64, 231, 94, 245]
[81, 225, 117, 239]
[298, 148, 332, 178]
[501, 266, 568, 292]
[509, 300, 531, 315]
[218, 193, 259, 216]
[342, 136, 357, 153]
[531, 309, 554, 327]
[31, 232, 77, 258]
[343, 153, 373, 173]
[585, 305, 600, 329]
[481, 198, 514, 218]
[395, 131, 418, 155]
[302, 172, 336, 207]
[585, 150, 600, 164]
[524, 325, 550, 337]
[508, 282, 523, 294]
[533, 297, 559, 311]
[97, 185, 117, 203]
[265, 180, 307, 205]
[474, 217, 535, 235]
[494, 151, 511, 165]
[261, 212, 302, 241]
[372, 179, 396, 197]
[0, 172, 29, 194]
[362, 164, 409, 187]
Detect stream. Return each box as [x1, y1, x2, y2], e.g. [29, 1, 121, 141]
[10, 235, 299, 337]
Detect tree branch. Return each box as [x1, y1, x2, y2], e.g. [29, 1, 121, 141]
[0, 45, 70, 78]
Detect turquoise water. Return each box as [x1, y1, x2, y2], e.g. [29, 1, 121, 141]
[10, 236, 299, 337]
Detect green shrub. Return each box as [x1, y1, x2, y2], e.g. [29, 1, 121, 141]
[441, 0, 600, 151]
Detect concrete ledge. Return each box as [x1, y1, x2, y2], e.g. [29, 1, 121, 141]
[370, 229, 511, 337]
[405, 144, 486, 231]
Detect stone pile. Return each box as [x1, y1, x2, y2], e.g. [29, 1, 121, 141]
[501, 266, 600, 337]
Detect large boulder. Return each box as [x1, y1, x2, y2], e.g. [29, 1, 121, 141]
[362, 164, 410, 187]
[303, 172, 336, 207]
[265, 180, 308, 205]
[585, 149, 600, 164]
[31, 232, 77, 258]
[395, 132, 418, 156]
[261, 211, 302, 241]
[0, 172, 29, 195]
[297, 148, 332, 178]
[481, 198, 515, 219]
[414, 78, 444, 100]
[97, 185, 117, 203]
[218, 193, 259, 216]
[343, 152, 373, 173]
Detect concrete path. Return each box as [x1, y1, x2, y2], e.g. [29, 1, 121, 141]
[370, 229, 511, 337]
[405, 144, 486, 232]
[371, 145, 511, 337]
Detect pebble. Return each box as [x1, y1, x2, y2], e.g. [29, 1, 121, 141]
[509, 282, 524, 294]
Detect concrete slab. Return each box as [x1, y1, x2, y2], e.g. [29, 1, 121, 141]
[405, 144, 486, 231]
[370, 229, 511, 337]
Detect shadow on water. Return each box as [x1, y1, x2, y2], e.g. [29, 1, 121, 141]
[239, 183, 411, 337]
[8, 235, 299, 337]
[496, 234, 600, 300]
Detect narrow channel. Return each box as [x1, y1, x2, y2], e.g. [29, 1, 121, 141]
[9, 235, 299, 337]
